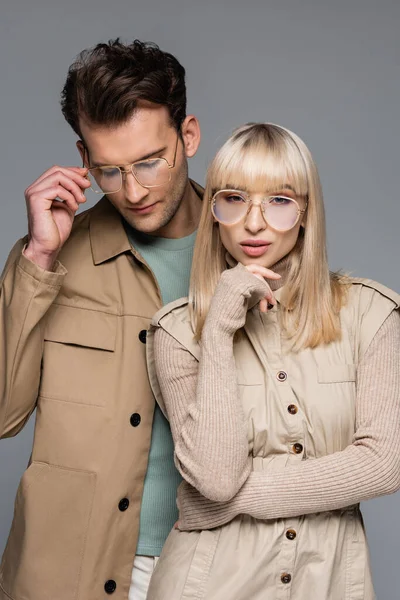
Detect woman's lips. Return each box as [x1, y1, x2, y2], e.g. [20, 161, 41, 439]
[240, 240, 271, 257]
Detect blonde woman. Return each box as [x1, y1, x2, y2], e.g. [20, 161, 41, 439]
[145, 123, 400, 600]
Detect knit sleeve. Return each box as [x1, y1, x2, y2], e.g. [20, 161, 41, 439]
[177, 309, 400, 530]
[153, 265, 270, 502]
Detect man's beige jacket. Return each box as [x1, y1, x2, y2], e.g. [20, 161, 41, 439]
[0, 182, 202, 600]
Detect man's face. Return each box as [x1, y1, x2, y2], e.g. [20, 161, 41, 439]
[78, 103, 197, 237]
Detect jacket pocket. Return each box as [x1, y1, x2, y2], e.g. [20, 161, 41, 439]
[0, 462, 96, 600]
[40, 305, 117, 406]
[147, 528, 221, 600]
[344, 511, 376, 600]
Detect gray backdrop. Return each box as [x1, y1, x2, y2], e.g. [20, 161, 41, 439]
[1, 0, 399, 597]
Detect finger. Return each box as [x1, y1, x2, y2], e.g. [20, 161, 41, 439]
[28, 172, 88, 205]
[259, 298, 268, 313]
[245, 264, 281, 280]
[30, 186, 80, 213]
[26, 166, 90, 192]
[253, 270, 281, 281]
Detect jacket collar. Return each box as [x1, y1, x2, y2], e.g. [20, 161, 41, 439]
[90, 180, 204, 265]
[89, 196, 132, 265]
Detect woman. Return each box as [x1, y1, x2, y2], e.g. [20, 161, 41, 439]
[145, 123, 400, 599]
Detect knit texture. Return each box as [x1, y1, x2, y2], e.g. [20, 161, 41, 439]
[153, 265, 400, 530]
[126, 223, 196, 555]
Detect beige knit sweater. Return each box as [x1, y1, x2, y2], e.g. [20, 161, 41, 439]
[153, 263, 400, 531]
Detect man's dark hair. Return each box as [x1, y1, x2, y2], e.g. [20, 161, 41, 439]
[61, 38, 187, 138]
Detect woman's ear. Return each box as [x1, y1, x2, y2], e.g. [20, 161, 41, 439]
[181, 115, 201, 158]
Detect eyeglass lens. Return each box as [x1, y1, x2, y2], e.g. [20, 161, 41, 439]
[88, 159, 171, 193]
[212, 191, 300, 231]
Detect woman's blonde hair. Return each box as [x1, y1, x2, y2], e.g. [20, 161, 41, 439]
[189, 122, 349, 350]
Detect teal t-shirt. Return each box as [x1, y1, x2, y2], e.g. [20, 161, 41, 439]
[125, 223, 197, 556]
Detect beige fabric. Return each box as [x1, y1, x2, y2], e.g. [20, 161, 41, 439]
[0, 181, 203, 600]
[129, 556, 160, 600]
[146, 266, 400, 600]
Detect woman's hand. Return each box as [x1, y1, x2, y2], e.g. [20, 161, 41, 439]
[204, 263, 281, 338]
[244, 264, 281, 313]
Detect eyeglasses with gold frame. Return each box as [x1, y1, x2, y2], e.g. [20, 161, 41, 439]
[211, 189, 308, 231]
[86, 133, 180, 194]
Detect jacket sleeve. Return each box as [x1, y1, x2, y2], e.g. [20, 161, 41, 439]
[0, 239, 67, 438]
[177, 309, 400, 530]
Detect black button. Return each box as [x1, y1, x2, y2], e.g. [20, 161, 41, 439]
[105, 580, 117, 594]
[139, 330, 147, 344]
[287, 404, 298, 415]
[277, 370, 287, 382]
[130, 413, 141, 427]
[286, 529, 297, 540]
[292, 443, 303, 454]
[281, 573, 292, 584]
[118, 498, 129, 512]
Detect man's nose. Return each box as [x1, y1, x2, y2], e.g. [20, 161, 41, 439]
[244, 202, 267, 234]
[123, 171, 149, 204]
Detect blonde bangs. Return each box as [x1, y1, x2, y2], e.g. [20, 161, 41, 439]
[190, 122, 348, 349]
[210, 124, 309, 198]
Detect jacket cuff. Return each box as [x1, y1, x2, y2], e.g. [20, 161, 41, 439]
[19, 246, 67, 287]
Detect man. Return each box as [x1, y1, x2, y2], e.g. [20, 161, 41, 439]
[0, 39, 202, 600]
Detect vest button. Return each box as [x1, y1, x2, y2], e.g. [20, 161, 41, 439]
[130, 413, 141, 427]
[287, 404, 298, 415]
[138, 330, 147, 344]
[286, 529, 297, 540]
[104, 580, 117, 594]
[277, 370, 287, 382]
[118, 498, 130, 512]
[281, 573, 292, 584]
[292, 443, 303, 454]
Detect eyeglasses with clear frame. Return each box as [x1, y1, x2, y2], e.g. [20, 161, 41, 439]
[211, 189, 308, 232]
[86, 133, 180, 194]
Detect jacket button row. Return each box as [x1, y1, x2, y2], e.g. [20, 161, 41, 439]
[118, 498, 130, 512]
[105, 579, 117, 594]
[276, 371, 287, 382]
[292, 443, 303, 454]
[281, 573, 292, 584]
[287, 404, 298, 415]
[139, 329, 147, 344]
[286, 529, 297, 540]
[130, 413, 141, 427]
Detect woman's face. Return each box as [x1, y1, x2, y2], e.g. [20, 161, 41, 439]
[218, 186, 307, 268]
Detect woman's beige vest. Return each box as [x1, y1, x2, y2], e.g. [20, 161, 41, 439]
[146, 278, 399, 600]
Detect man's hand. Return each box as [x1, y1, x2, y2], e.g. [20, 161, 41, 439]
[23, 166, 91, 271]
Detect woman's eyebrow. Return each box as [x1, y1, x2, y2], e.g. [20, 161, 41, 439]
[270, 184, 296, 193]
[224, 184, 249, 192]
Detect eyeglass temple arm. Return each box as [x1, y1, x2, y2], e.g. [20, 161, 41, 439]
[169, 132, 180, 168]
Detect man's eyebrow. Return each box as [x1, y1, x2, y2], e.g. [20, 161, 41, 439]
[91, 146, 167, 168]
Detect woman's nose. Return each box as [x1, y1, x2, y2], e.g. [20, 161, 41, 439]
[244, 202, 267, 233]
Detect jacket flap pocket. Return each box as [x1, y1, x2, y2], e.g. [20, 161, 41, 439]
[44, 305, 117, 351]
[317, 364, 357, 383]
